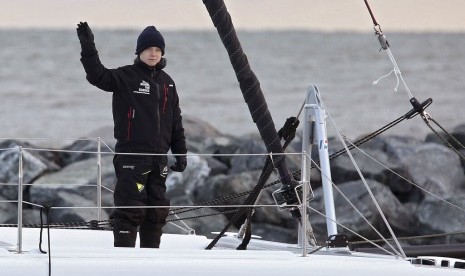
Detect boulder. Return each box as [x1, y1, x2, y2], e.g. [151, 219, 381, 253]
[0, 140, 60, 200]
[229, 138, 267, 174]
[30, 156, 116, 221]
[402, 143, 465, 197]
[182, 115, 225, 153]
[166, 154, 210, 199]
[417, 195, 465, 244]
[0, 194, 16, 224]
[330, 148, 414, 194]
[308, 179, 416, 243]
[59, 138, 114, 167]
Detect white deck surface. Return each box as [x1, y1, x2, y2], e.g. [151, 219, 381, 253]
[1, 228, 463, 276]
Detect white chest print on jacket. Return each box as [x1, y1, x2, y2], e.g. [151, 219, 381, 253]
[133, 80, 150, 95]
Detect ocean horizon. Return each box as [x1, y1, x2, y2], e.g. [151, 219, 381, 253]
[1, 29, 464, 146]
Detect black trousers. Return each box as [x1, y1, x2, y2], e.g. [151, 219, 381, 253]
[112, 154, 170, 248]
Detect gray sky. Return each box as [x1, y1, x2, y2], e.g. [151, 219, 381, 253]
[1, 0, 465, 32]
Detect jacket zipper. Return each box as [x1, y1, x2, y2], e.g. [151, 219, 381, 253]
[127, 107, 135, 140]
[162, 84, 168, 113]
[156, 84, 160, 138]
[151, 69, 161, 151]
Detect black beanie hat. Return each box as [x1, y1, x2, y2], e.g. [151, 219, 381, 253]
[135, 26, 165, 56]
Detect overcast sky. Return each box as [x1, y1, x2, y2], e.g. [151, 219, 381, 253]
[1, 0, 465, 32]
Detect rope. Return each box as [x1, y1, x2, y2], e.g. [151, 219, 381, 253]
[422, 114, 465, 161]
[0, 220, 112, 230]
[39, 205, 52, 276]
[351, 230, 465, 245]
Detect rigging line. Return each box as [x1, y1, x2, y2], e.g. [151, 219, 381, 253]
[320, 97, 407, 259]
[306, 205, 400, 258]
[346, 138, 465, 214]
[428, 117, 465, 150]
[167, 212, 195, 234]
[100, 139, 115, 153]
[167, 209, 238, 223]
[21, 147, 115, 155]
[0, 137, 97, 142]
[422, 115, 465, 161]
[386, 48, 414, 98]
[351, 230, 465, 245]
[363, 0, 415, 99]
[22, 146, 298, 157]
[0, 147, 20, 152]
[310, 159, 403, 257]
[328, 115, 406, 160]
[22, 201, 45, 209]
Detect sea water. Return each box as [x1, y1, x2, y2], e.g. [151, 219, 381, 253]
[1, 29, 464, 146]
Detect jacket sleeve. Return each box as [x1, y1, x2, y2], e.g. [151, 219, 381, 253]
[80, 52, 119, 92]
[170, 84, 187, 154]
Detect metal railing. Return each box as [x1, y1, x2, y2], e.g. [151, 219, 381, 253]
[3, 137, 312, 255]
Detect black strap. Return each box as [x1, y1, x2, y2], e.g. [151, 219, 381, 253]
[39, 205, 52, 276]
[206, 117, 299, 250]
[236, 117, 300, 250]
[236, 210, 253, 250]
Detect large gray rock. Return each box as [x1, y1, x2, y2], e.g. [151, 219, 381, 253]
[364, 135, 423, 160]
[330, 148, 414, 194]
[0, 140, 60, 200]
[416, 195, 465, 244]
[403, 143, 465, 197]
[30, 156, 115, 221]
[332, 135, 465, 201]
[229, 138, 267, 174]
[309, 179, 416, 243]
[59, 139, 115, 167]
[0, 194, 16, 224]
[166, 154, 211, 199]
[202, 135, 240, 168]
[183, 115, 225, 153]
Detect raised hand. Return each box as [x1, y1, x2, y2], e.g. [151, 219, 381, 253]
[76, 22, 94, 44]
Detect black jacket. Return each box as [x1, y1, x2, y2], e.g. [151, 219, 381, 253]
[80, 54, 187, 156]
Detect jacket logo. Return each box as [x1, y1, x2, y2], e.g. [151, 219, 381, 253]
[136, 182, 145, 192]
[133, 80, 150, 95]
[160, 166, 168, 178]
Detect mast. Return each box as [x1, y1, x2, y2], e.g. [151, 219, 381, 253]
[302, 86, 337, 236]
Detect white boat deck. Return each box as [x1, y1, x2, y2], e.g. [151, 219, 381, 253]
[1, 228, 463, 276]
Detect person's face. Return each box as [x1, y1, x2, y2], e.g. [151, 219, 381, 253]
[139, 47, 162, 67]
